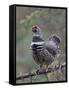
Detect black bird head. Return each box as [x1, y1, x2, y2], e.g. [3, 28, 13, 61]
[31, 25, 44, 44]
[32, 25, 43, 39]
[32, 25, 42, 35]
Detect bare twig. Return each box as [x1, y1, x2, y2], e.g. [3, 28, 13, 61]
[16, 63, 66, 80]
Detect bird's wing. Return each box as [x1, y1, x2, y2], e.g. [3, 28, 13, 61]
[39, 43, 54, 65]
[45, 41, 57, 57]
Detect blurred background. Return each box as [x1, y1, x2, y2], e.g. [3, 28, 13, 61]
[16, 6, 66, 83]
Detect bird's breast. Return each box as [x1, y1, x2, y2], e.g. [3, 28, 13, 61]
[31, 42, 44, 52]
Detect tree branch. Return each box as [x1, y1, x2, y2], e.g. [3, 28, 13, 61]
[16, 63, 66, 80]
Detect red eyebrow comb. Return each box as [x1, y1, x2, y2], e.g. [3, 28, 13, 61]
[32, 25, 38, 29]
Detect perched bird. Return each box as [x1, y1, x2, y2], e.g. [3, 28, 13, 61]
[31, 25, 61, 70]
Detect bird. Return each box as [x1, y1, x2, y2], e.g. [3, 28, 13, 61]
[31, 25, 61, 71]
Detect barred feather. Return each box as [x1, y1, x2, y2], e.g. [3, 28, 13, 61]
[31, 25, 60, 66]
